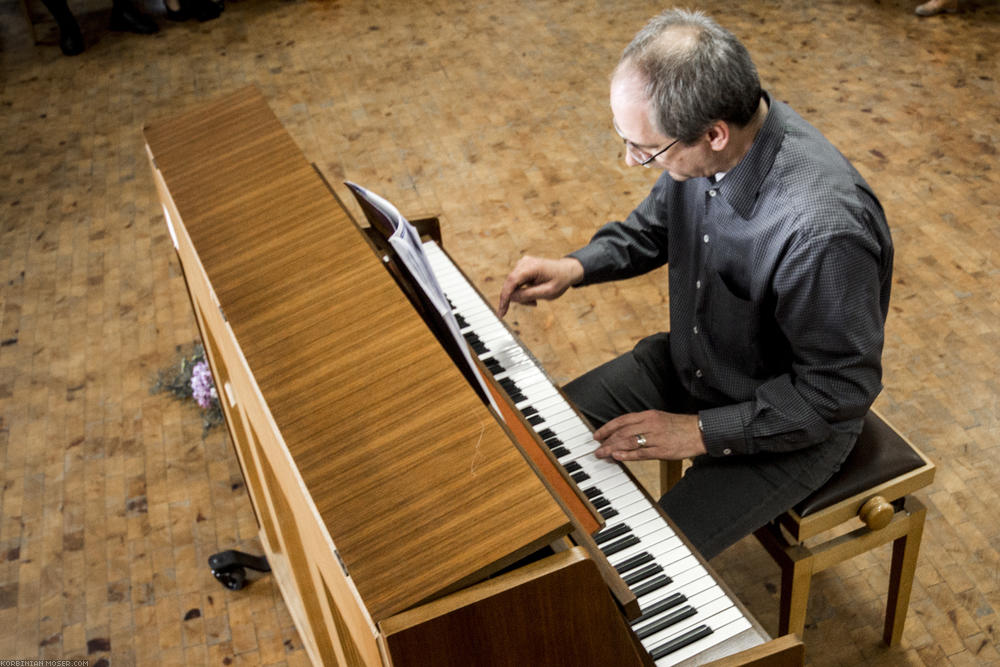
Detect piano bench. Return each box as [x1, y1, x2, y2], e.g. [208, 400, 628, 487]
[660, 409, 935, 646]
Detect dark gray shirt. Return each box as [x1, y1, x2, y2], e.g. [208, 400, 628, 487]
[570, 93, 892, 458]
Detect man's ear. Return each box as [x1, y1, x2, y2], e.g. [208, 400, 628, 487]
[705, 121, 730, 152]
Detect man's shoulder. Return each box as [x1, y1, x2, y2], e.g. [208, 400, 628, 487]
[769, 105, 877, 211]
[771, 103, 859, 182]
[753, 104, 885, 246]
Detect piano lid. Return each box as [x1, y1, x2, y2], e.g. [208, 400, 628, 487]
[143, 86, 573, 621]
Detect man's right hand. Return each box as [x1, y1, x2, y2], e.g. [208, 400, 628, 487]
[497, 256, 584, 317]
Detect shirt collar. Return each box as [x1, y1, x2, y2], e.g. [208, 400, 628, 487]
[709, 90, 785, 220]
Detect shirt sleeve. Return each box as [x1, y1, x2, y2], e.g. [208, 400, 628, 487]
[698, 212, 889, 457]
[567, 176, 673, 285]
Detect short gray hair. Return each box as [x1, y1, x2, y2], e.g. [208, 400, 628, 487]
[619, 9, 761, 143]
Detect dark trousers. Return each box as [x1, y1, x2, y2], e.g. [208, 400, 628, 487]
[563, 333, 856, 560]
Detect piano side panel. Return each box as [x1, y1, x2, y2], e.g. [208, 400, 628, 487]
[152, 160, 383, 666]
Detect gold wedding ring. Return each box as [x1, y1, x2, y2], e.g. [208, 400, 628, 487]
[635, 433, 647, 449]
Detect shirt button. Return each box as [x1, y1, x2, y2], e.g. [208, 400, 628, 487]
[708, 189, 718, 197]
[703, 234, 710, 244]
[695, 369, 703, 378]
[722, 448, 733, 456]
[696, 280, 702, 289]
[693, 325, 699, 334]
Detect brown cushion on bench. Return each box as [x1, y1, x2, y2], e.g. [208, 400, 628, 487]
[794, 412, 926, 517]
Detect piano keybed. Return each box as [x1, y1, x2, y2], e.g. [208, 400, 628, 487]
[423, 240, 756, 666]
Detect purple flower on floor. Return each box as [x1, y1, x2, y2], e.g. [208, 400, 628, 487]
[190, 360, 218, 409]
[152, 343, 224, 435]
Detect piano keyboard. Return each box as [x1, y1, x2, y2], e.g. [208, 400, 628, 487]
[423, 241, 755, 666]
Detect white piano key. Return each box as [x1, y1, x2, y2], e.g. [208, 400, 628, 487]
[636, 571, 723, 615]
[638, 591, 736, 652]
[632, 584, 728, 635]
[654, 609, 751, 666]
[573, 455, 639, 485]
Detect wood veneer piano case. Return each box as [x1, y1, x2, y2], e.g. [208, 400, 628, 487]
[145, 86, 802, 667]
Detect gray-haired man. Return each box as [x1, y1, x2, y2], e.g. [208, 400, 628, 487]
[498, 9, 892, 559]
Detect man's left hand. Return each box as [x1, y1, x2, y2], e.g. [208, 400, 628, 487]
[593, 410, 707, 462]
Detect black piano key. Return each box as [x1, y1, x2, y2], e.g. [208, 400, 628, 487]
[509, 392, 527, 404]
[631, 574, 672, 598]
[622, 563, 664, 588]
[583, 486, 602, 499]
[599, 507, 619, 520]
[527, 414, 545, 426]
[633, 592, 687, 624]
[551, 446, 570, 458]
[521, 405, 539, 418]
[635, 605, 698, 640]
[454, 313, 468, 328]
[463, 334, 488, 355]
[498, 377, 518, 392]
[571, 471, 590, 484]
[614, 552, 655, 575]
[536, 428, 556, 441]
[563, 461, 582, 472]
[591, 496, 611, 509]
[600, 534, 641, 556]
[504, 386, 526, 400]
[542, 436, 564, 448]
[593, 523, 631, 545]
[484, 358, 503, 374]
[649, 624, 714, 660]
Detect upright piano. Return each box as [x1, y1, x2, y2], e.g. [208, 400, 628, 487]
[144, 86, 803, 667]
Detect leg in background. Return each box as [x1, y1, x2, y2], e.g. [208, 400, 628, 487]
[39, 0, 84, 54]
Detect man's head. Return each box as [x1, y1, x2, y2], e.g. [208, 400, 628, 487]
[610, 10, 763, 178]
[619, 9, 761, 143]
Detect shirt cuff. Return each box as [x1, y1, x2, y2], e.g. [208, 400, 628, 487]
[566, 245, 606, 286]
[698, 404, 753, 457]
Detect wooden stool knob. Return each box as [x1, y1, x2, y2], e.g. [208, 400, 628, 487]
[859, 495, 894, 530]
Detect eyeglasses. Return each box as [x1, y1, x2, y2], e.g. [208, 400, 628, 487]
[613, 119, 680, 167]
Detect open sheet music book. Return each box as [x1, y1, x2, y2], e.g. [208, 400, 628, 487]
[344, 182, 501, 417]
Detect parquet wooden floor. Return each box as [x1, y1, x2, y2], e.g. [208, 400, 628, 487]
[1, 0, 998, 664]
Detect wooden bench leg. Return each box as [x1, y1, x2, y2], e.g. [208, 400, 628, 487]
[779, 550, 815, 638]
[883, 496, 926, 646]
[754, 523, 816, 638]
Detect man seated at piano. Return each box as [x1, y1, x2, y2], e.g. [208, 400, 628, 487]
[497, 9, 892, 561]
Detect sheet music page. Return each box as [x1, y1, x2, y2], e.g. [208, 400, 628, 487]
[345, 182, 501, 417]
